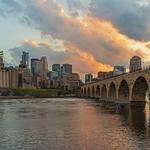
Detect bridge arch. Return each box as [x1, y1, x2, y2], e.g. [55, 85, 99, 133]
[108, 82, 117, 101]
[101, 84, 107, 99]
[132, 76, 149, 101]
[118, 80, 129, 101]
[92, 86, 96, 97]
[96, 85, 100, 97]
[87, 87, 90, 97]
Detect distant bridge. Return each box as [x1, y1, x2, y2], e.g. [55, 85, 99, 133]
[80, 67, 150, 104]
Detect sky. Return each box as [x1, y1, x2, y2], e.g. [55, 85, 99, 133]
[0, 0, 150, 75]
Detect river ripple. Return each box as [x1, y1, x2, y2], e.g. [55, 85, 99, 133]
[0, 98, 150, 150]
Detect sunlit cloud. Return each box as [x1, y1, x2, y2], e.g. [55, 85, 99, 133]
[1, 0, 150, 74]
[64, 42, 113, 73]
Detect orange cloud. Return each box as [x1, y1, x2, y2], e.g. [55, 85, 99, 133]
[78, 16, 148, 56]
[24, 40, 39, 48]
[62, 15, 150, 67]
[64, 43, 113, 73]
[10, 0, 150, 74]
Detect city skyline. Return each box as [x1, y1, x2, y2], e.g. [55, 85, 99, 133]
[1, 0, 150, 74]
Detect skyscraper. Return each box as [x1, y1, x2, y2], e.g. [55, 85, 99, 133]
[40, 56, 49, 79]
[62, 64, 72, 77]
[20, 51, 29, 68]
[52, 64, 61, 77]
[40, 56, 48, 72]
[31, 59, 42, 76]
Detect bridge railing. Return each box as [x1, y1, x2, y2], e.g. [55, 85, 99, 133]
[142, 65, 150, 71]
[83, 65, 150, 86]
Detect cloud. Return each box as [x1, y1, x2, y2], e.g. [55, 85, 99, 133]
[1, 0, 150, 74]
[0, 0, 23, 15]
[8, 40, 111, 74]
[89, 0, 150, 41]
[64, 0, 90, 16]
[19, 1, 149, 64]
[64, 42, 113, 73]
[9, 40, 68, 65]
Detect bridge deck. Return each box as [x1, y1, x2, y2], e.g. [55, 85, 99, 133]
[82, 67, 150, 87]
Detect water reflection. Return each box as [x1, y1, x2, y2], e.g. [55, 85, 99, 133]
[0, 98, 150, 150]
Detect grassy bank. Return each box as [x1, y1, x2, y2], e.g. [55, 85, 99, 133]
[11, 88, 74, 98]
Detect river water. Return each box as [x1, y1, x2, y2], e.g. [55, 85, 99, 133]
[0, 98, 150, 150]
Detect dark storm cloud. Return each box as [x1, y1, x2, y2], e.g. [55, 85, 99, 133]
[1, 0, 150, 41]
[90, 0, 150, 40]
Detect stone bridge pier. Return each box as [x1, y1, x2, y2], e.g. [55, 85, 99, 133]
[80, 69, 150, 106]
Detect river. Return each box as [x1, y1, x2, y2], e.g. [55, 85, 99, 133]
[0, 98, 150, 150]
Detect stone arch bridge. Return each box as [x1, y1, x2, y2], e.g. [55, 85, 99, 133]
[80, 69, 150, 103]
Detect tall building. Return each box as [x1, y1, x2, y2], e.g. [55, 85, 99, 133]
[52, 64, 61, 77]
[20, 51, 29, 68]
[129, 56, 142, 72]
[62, 64, 72, 77]
[85, 74, 93, 83]
[31, 59, 42, 76]
[40, 56, 48, 72]
[40, 56, 49, 79]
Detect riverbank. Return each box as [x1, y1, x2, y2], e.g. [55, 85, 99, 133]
[0, 96, 33, 99]
[0, 95, 78, 99]
[9, 88, 76, 98]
